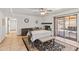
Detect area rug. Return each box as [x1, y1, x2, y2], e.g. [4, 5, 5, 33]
[22, 38, 65, 51]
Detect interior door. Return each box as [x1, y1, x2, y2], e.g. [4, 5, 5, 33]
[9, 20, 16, 32]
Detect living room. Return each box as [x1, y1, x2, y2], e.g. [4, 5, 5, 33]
[0, 8, 79, 51]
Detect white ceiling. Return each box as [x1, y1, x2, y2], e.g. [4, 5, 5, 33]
[0, 8, 77, 17]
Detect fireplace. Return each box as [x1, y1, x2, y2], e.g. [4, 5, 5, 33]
[45, 26, 51, 30]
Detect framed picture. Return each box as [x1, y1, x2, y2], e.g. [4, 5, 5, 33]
[24, 18, 29, 23]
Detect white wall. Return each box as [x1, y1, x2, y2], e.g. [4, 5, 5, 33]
[15, 14, 43, 35]
[0, 12, 6, 43]
[41, 15, 54, 36]
[41, 15, 53, 27]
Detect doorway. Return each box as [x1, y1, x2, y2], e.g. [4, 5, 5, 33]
[6, 18, 17, 34]
[8, 19, 17, 32]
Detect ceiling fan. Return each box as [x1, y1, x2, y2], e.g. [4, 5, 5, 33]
[33, 8, 53, 15]
[39, 8, 52, 15]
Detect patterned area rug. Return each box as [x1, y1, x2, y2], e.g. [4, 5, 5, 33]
[22, 37, 38, 51]
[22, 38, 65, 51]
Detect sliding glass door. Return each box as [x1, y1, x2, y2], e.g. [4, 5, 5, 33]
[68, 16, 77, 41]
[54, 15, 77, 41]
[57, 17, 65, 37]
[65, 16, 70, 39]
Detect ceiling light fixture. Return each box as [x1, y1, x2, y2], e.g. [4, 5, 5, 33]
[40, 8, 47, 15]
[40, 10, 47, 15]
[40, 11, 46, 15]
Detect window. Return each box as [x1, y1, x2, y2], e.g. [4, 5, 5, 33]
[54, 15, 77, 41]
